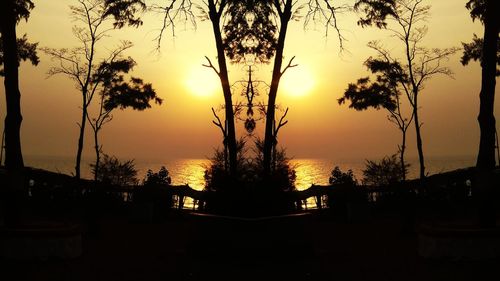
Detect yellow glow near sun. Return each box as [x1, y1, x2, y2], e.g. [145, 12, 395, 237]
[185, 66, 219, 97]
[280, 66, 315, 97]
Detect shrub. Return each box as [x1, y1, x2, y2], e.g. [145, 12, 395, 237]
[329, 166, 357, 186]
[91, 154, 138, 186]
[203, 139, 297, 216]
[143, 166, 171, 186]
[362, 154, 407, 186]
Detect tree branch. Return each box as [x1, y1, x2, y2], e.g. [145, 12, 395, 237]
[280, 56, 298, 76]
[202, 56, 220, 76]
[274, 107, 289, 138]
[211, 107, 226, 137]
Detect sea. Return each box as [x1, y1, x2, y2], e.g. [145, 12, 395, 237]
[23, 154, 477, 191]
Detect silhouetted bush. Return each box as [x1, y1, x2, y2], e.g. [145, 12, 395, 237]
[362, 154, 407, 186]
[329, 166, 358, 186]
[91, 154, 138, 186]
[203, 140, 297, 216]
[143, 166, 171, 186]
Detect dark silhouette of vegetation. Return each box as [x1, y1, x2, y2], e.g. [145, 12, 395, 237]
[0, 0, 38, 226]
[155, 0, 240, 176]
[143, 166, 172, 186]
[0, 34, 39, 77]
[339, 52, 413, 180]
[0, 0, 36, 170]
[154, 0, 344, 180]
[462, 0, 499, 170]
[462, 0, 500, 228]
[91, 154, 138, 186]
[42, 0, 146, 179]
[203, 139, 296, 216]
[461, 34, 500, 77]
[354, 0, 459, 180]
[87, 56, 162, 181]
[329, 166, 357, 186]
[362, 154, 408, 186]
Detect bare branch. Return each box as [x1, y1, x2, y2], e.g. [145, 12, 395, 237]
[211, 107, 226, 137]
[274, 107, 289, 137]
[280, 56, 298, 76]
[150, 0, 196, 52]
[304, 0, 349, 52]
[202, 56, 220, 76]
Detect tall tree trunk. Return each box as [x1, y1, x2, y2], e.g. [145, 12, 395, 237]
[475, 0, 499, 228]
[75, 100, 87, 179]
[413, 98, 425, 180]
[1, 0, 26, 226]
[208, 0, 237, 176]
[1, 0, 24, 170]
[263, 0, 292, 175]
[476, 0, 499, 171]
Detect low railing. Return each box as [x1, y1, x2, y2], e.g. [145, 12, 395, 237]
[13, 166, 499, 215]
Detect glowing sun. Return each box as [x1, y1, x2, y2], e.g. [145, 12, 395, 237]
[280, 66, 315, 97]
[185, 66, 219, 97]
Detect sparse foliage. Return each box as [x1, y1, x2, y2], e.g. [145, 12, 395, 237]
[354, 0, 459, 180]
[339, 49, 413, 181]
[42, 0, 146, 179]
[362, 154, 408, 186]
[87, 55, 162, 181]
[91, 154, 139, 186]
[461, 34, 500, 76]
[0, 34, 39, 76]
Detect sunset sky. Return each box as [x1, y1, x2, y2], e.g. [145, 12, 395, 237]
[1, 0, 498, 164]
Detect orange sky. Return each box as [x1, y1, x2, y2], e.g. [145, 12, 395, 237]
[1, 0, 498, 163]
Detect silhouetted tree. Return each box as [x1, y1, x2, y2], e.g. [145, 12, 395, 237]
[339, 50, 413, 180]
[87, 56, 162, 181]
[462, 0, 499, 170]
[0, 0, 36, 170]
[462, 0, 499, 228]
[154, 0, 241, 176]
[354, 0, 459, 180]
[155, 0, 344, 178]
[42, 0, 145, 179]
[0, 0, 37, 226]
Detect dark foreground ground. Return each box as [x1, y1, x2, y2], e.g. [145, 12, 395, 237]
[2, 212, 500, 281]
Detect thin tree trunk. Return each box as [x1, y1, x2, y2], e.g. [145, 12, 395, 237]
[476, 0, 498, 171]
[413, 98, 425, 180]
[400, 128, 407, 181]
[208, 0, 237, 176]
[263, 0, 292, 175]
[93, 127, 100, 182]
[75, 101, 87, 179]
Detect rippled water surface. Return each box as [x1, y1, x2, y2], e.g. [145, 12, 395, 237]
[25, 155, 475, 190]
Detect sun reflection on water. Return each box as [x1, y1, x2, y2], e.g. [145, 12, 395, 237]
[166, 158, 333, 191]
[169, 159, 211, 191]
[290, 159, 330, 191]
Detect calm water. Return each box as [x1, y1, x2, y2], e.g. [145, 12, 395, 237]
[23, 154, 476, 191]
